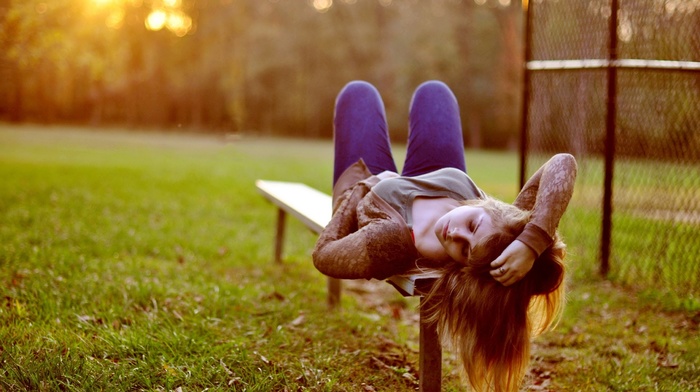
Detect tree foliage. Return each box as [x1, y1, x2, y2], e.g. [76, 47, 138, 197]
[0, 0, 523, 147]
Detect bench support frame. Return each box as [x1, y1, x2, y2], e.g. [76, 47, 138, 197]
[419, 297, 442, 392]
[274, 208, 286, 263]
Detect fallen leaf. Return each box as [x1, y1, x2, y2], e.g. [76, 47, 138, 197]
[163, 364, 177, 376]
[370, 356, 392, 370]
[254, 351, 271, 365]
[391, 305, 402, 320]
[402, 372, 416, 382]
[658, 353, 679, 368]
[263, 291, 286, 301]
[228, 377, 243, 386]
[289, 314, 305, 327]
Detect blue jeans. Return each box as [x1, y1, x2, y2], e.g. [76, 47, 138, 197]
[333, 80, 466, 185]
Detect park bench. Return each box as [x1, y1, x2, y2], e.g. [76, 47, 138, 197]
[256, 179, 442, 392]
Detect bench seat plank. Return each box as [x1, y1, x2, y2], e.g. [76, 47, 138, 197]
[256, 180, 331, 235]
[386, 274, 439, 297]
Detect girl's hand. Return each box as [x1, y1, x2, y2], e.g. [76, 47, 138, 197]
[489, 240, 536, 286]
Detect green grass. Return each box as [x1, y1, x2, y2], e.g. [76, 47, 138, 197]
[1, 124, 698, 391]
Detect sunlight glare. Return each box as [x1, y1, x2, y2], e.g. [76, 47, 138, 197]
[163, 0, 182, 7]
[662, 0, 700, 14]
[92, 0, 117, 6]
[166, 10, 193, 37]
[312, 0, 332, 13]
[618, 11, 632, 42]
[106, 9, 125, 29]
[145, 9, 167, 31]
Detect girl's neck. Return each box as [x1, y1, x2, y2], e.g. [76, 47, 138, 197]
[413, 195, 459, 226]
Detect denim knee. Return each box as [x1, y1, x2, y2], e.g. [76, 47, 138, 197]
[336, 81, 380, 104]
[410, 80, 456, 108]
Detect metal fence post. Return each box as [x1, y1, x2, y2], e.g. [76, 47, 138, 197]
[519, 0, 533, 189]
[600, 0, 620, 277]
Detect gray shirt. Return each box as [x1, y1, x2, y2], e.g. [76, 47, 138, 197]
[372, 168, 485, 227]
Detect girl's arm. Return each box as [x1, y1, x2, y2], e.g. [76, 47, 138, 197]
[490, 153, 577, 286]
[513, 153, 578, 254]
[313, 180, 415, 280]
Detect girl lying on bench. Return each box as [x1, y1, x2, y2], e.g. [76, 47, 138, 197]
[312, 81, 577, 392]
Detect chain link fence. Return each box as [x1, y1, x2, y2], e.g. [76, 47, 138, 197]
[521, 0, 700, 304]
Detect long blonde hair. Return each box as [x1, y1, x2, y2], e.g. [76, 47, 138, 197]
[422, 197, 566, 392]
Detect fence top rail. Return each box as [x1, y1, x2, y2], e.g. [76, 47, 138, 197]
[527, 59, 700, 72]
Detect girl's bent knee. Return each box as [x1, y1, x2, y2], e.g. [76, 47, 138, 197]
[337, 81, 379, 101]
[414, 80, 452, 95]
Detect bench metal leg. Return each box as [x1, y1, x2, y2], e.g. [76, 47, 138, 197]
[419, 297, 442, 392]
[274, 209, 287, 263]
[327, 277, 341, 309]
[273, 207, 342, 308]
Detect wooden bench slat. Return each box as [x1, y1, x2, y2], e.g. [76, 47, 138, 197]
[256, 180, 331, 234]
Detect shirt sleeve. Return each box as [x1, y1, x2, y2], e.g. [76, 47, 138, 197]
[313, 185, 416, 280]
[513, 153, 578, 256]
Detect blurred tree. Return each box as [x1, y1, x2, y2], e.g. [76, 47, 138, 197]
[0, 0, 526, 148]
[0, 0, 21, 121]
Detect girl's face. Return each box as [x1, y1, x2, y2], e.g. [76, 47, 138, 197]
[432, 205, 495, 264]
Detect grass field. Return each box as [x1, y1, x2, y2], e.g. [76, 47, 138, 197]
[1, 124, 698, 391]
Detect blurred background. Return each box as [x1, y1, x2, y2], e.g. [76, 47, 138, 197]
[0, 0, 524, 148]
